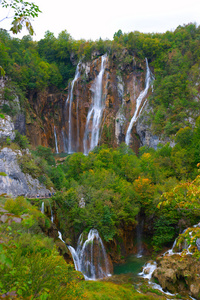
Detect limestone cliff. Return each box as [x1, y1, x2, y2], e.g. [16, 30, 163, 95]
[0, 115, 51, 198]
[25, 54, 156, 153]
[0, 147, 51, 197]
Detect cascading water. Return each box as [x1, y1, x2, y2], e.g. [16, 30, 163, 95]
[54, 126, 59, 154]
[68, 229, 111, 280]
[125, 58, 151, 146]
[83, 54, 107, 155]
[68, 62, 81, 154]
[139, 261, 175, 296]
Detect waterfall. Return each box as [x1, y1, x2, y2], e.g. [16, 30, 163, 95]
[61, 129, 67, 153]
[68, 62, 81, 154]
[125, 58, 151, 146]
[48, 200, 54, 223]
[139, 261, 175, 296]
[58, 231, 65, 243]
[54, 126, 59, 154]
[136, 218, 144, 258]
[76, 95, 80, 151]
[68, 229, 111, 280]
[83, 54, 107, 155]
[41, 202, 44, 214]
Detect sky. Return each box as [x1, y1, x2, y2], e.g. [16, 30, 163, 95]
[0, 0, 200, 41]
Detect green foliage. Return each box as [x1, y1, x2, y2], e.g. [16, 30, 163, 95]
[17, 151, 54, 188]
[18, 153, 42, 178]
[32, 145, 56, 166]
[14, 130, 30, 149]
[1, 0, 41, 35]
[0, 195, 84, 299]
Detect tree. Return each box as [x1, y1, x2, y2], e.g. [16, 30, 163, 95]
[0, 0, 41, 35]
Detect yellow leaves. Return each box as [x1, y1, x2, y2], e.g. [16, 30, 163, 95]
[141, 152, 151, 160]
[159, 172, 200, 212]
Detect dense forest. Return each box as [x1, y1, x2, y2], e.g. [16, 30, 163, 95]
[0, 22, 200, 299]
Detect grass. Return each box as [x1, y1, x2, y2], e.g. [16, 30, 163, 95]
[81, 281, 156, 300]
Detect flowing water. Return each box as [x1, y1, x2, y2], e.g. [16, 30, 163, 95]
[68, 229, 111, 280]
[41, 202, 44, 214]
[68, 62, 81, 154]
[83, 54, 107, 155]
[125, 58, 151, 146]
[61, 129, 67, 153]
[54, 126, 59, 153]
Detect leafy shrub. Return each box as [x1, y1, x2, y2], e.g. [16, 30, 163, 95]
[14, 131, 30, 149]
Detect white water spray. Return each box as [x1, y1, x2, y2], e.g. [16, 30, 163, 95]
[125, 58, 151, 146]
[68, 229, 111, 280]
[83, 54, 107, 155]
[139, 261, 175, 296]
[68, 62, 81, 154]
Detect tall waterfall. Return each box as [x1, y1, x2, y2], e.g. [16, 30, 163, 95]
[83, 54, 107, 155]
[68, 229, 111, 280]
[54, 126, 59, 154]
[68, 62, 81, 154]
[125, 58, 151, 146]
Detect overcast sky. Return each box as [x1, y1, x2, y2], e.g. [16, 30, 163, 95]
[0, 0, 200, 41]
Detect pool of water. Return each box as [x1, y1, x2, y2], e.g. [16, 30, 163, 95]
[114, 255, 148, 276]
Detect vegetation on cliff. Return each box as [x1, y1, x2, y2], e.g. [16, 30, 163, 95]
[0, 23, 200, 137]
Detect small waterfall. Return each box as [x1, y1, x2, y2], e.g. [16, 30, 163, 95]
[68, 62, 81, 154]
[136, 217, 144, 258]
[54, 126, 59, 154]
[58, 231, 65, 243]
[83, 54, 107, 155]
[125, 58, 151, 146]
[61, 129, 67, 153]
[139, 261, 175, 296]
[41, 202, 44, 214]
[48, 200, 54, 223]
[76, 95, 80, 151]
[139, 261, 157, 280]
[68, 229, 111, 280]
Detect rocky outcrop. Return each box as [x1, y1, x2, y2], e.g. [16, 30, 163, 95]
[153, 254, 200, 299]
[136, 103, 175, 150]
[0, 147, 50, 197]
[150, 225, 200, 299]
[0, 115, 15, 141]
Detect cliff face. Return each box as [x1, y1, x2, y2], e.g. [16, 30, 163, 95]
[0, 147, 51, 197]
[26, 54, 156, 153]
